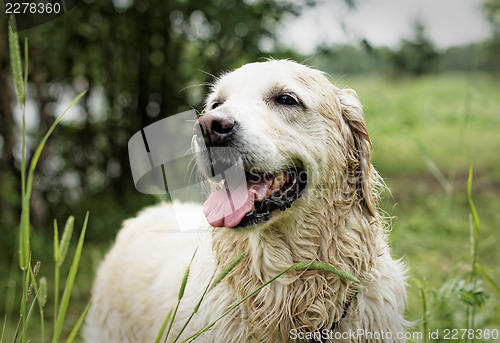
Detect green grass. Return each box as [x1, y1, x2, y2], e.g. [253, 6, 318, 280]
[1, 70, 499, 341]
[337, 73, 500, 179]
[1, 27, 90, 343]
[336, 73, 500, 336]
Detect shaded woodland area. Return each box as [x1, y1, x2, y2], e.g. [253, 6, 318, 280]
[0, 0, 310, 248]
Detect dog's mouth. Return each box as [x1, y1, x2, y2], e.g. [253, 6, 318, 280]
[203, 165, 307, 229]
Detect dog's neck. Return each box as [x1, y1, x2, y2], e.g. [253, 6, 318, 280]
[211, 198, 383, 341]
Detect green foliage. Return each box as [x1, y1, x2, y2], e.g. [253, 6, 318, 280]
[0, 1, 318, 256]
[211, 252, 246, 289]
[391, 20, 439, 75]
[331, 73, 500, 335]
[413, 278, 429, 343]
[163, 249, 198, 343]
[441, 44, 482, 72]
[66, 300, 92, 343]
[476, 265, 500, 297]
[57, 217, 74, 269]
[314, 43, 389, 74]
[52, 213, 89, 343]
[38, 277, 47, 308]
[458, 280, 489, 307]
[8, 24, 24, 107]
[312, 14, 500, 76]
[154, 309, 172, 343]
[412, 168, 492, 341]
[182, 260, 358, 342]
[484, 0, 500, 36]
[1, 30, 90, 343]
[152, 253, 357, 342]
[1, 0, 499, 339]
[311, 42, 498, 78]
[483, 0, 500, 72]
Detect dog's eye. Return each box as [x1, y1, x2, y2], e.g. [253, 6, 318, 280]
[211, 102, 222, 110]
[276, 94, 298, 106]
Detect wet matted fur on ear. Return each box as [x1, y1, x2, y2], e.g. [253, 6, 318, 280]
[337, 88, 379, 218]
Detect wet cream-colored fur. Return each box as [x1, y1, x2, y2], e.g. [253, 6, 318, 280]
[84, 60, 408, 342]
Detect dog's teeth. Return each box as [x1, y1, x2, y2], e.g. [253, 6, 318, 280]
[273, 171, 286, 187]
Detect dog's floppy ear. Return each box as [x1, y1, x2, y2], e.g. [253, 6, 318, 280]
[337, 89, 378, 217]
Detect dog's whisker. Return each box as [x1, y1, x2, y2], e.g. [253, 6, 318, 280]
[197, 69, 217, 79]
[186, 155, 198, 187]
[178, 82, 212, 94]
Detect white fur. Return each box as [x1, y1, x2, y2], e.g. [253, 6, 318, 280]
[84, 60, 408, 342]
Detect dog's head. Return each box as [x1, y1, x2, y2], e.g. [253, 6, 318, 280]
[194, 60, 377, 229]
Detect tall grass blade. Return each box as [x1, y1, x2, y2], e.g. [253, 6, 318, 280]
[20, 91, 85, 271]
[38, 277, 47, 343]
[19, 296, 38, 343]
[178, 266, 190, 301]
[211, 252, 245, 290]
[52, 212, 89, 343]
[19, 205, 30, 271]
[154, 309, 172, 343]
[53, 220, 59, 263]
[476, 264, 500, 296]
[26, 90, 85, 176]
[413, 278, 428, 343]
[164, 249, 198, 343]
[19, 104, 28, 270]
[1, 315, 6, 343]
[17, 260, 31, 343]
[28, 266, 46, 343]
[415, 139, 451, 193]
[38, 277, 47, 308]
[58, 217, 75, 268]
[296, 261, 359, 283]
[65, 300, 92, 343]
[19, 95, 27, 270]
[25, 91, 86, 214]
[12, 315, 22, 343]
[8, 24, 24, 107]
[172, 272, 217, 343]
[467, 165, 480, 234]
[19, 127, 28, 270]
[466, 164, 482, 340]
[467, 165, 480, 284]
[53, 220, 60, 336]
[23, 38, 28, 103]
[20, 262, 38, 343]
[19, 37, 29, 268]
[172, 254, 244, 343]
[183, 261, 358, 342]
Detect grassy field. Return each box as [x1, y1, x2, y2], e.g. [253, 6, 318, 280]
[1, 72, 499, 342]
[337, 73, 500, 335]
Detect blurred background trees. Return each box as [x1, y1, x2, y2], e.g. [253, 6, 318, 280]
[483, 0, 500, 70]
[0, 0, 313, 247]
[391, 20, 439, 76]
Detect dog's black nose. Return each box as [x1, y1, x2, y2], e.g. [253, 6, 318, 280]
[195, 113, 236, 146]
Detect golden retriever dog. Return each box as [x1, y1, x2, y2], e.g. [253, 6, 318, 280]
[84, 60, 407, 342]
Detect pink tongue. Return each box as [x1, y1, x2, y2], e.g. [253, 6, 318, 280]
[203, 178, 273, 228]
